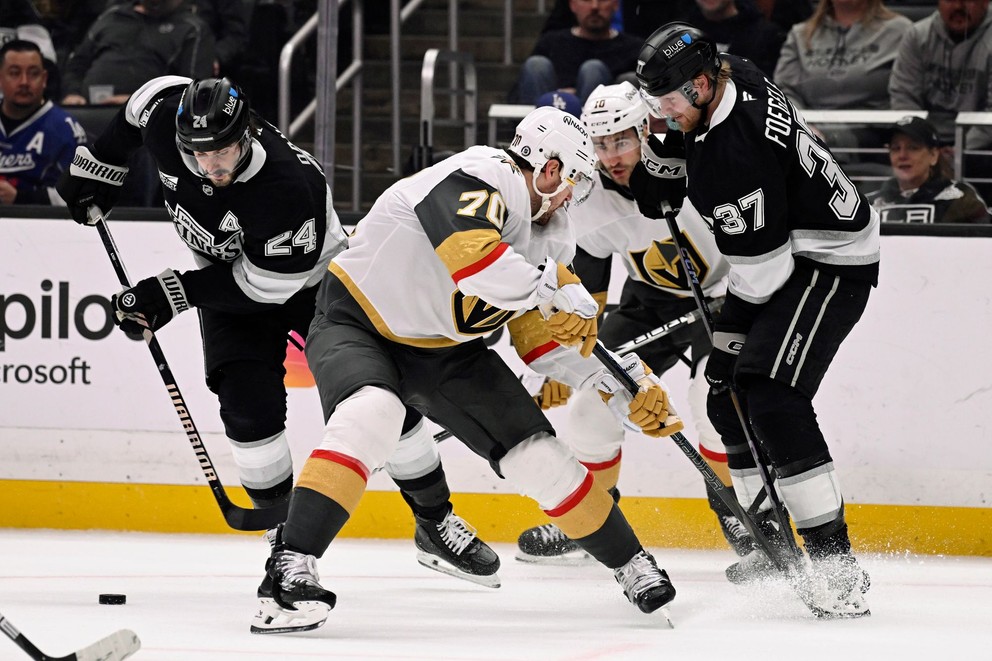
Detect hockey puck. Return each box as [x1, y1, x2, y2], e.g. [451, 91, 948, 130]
[98, 593, 126, 605]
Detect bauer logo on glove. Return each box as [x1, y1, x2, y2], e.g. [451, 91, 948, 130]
[587, 352, 685, 438]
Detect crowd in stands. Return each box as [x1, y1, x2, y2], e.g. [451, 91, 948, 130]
[0, 0, 989, 223]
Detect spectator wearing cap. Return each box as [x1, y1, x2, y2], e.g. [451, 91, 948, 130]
[509, 0, 642, 105]
[867, 116, 990, 223]
[535, 90, 582, 117]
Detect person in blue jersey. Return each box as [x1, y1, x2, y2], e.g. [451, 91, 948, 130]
[633, 23, 878, 618]
[0, 39, 84, 205]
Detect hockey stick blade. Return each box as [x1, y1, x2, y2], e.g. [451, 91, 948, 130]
[2, 613, 139, 661]
[90, 206, 286, 532]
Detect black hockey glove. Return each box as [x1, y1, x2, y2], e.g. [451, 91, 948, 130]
[56, 146, 129, 225]
[704, 331, 746, 393]
[111, 269, 190, 337]
[628, 133, 686, 219]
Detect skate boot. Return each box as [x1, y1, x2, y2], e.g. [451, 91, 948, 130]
[725, 510, 792, 584]
[516, 487, 618, 564]
[256, 525, 281, 598]
[804, 553, 871, 619]
[613, 548, 677, 614]
[415, 507, 501, 588]
[515, 523, 592, 564]
[250, 544, 337, 634]
[719, 514, 757, 558]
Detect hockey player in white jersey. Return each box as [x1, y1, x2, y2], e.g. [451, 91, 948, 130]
[250, 106, 685, 634]
[635, 23, 878, 618]
[514, 82, 757, 564]
[55, 76, 500, 589]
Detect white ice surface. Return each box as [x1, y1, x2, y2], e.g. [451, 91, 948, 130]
[0, 529, 989, 661]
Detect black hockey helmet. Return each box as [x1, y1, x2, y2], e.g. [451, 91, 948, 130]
[175, 77, 252, 178]
[636, 22, 718, 98]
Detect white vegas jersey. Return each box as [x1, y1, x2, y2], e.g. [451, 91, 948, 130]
[325, 146, 575, 346]
[569, 173, 728, 299]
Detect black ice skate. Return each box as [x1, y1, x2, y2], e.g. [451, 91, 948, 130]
[256, 525, 280, 598]
[251, 545, 337, 634]
[803, 553, 871, 619]
[515, 523, 593, 565]
[415, 508, 501, 588]
[613, 548, 676, 614]
[725, 511, 791, 584]
[719, 514, 757, 558]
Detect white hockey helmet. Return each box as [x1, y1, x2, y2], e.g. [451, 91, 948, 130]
[508, 106, 597, 218]
[581, 82, 650, 138]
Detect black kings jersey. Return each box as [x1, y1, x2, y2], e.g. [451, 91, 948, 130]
[682, 56, 879, 314]
[93, 76, 347, 313]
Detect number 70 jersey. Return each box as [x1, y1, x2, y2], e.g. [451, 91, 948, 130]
[682, 55, 880, 306]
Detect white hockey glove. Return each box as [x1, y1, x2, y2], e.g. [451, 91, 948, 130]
[535, 257, 599, 358]
[588, 352, 684, 438]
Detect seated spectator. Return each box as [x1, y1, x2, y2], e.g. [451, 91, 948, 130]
[889, 0, 992, 148]
[0, 39, 85, 205]
[34, 1, 108, 66]
[775, 0, 911, 110]
[191, 0, 253, 77]
[868, 116, 991, 223]
[1, 0, 60, 100]
[510, 0, 643, 105]
[60, 0, 214, 106]
[685, 0, 786, 77]
[775, 0, 912, 156]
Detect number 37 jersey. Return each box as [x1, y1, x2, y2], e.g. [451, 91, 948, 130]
[682, 55, 880, 307]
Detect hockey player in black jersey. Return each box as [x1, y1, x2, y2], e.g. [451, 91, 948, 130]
[55, 76, 500, 588]
[633, 23, 878, 618]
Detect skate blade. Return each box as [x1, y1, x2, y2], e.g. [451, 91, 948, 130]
[250, 597, 331, 634]
[658, 606, 675, 629]
[416, 551, 501, 588]
[514, 549, 595, 566]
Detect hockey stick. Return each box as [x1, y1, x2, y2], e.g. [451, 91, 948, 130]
[589, 343, 829, 616]
[0, 613, 140, 661]
[429, 310, 710, 445]
[89, 207, 288, 531]
[657, 202, 804, 568]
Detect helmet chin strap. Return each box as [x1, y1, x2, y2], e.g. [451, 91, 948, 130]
[530, 167, 569, 221]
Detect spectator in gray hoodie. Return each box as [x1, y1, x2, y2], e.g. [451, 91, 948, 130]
[889, 0, 992, 149]
[775, 0, 912, 156]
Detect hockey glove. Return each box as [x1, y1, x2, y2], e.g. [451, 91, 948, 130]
[628, 132, 687, 219]
[534, 378, 572, 410]
[704, 331, 746, 393]
[111, 269, 190, 337]
[56, 146, 129, 225]
[535, 257, 599, 358]
[590, 353, 684, 438]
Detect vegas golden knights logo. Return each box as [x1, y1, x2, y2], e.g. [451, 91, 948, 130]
[629, 232, 708, 291]
[451, 291, 515, 336]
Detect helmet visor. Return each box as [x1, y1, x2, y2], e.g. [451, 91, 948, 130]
[176, 131, 250, 182]
[638, 86, 692, 120]
[567, 171, 594, 206]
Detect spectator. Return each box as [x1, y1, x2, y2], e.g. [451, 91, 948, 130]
[1, 0, 60, 100]
[889, 0, 992, 148]
[686, 0, 786, 77]
[510, 0, 643, 105]
[868, 115, 991, 223]
[775, 0, 912, 157]
[34, 0, 108, 66]
[61, 0, 214, 106]
[191, 0, 253, 76]
[775, 0, 912, 111]
[0, 39, 85, 205]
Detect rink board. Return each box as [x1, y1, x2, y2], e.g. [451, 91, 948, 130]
[1, 216, 990, 555]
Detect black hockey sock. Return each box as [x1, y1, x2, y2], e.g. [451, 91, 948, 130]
[281, 487, 351, 558]
[571, 503, 641, 569]
[799, 506, 852, 560]
[393, 464, 452, 522]
[245, 476, 293, 509]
